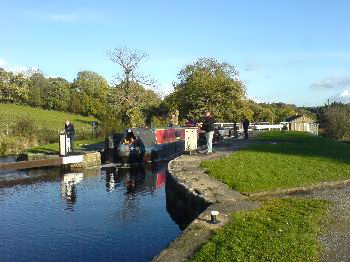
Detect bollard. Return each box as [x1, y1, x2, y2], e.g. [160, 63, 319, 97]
[210, 210, 220, 224]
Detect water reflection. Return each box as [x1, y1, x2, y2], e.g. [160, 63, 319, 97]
[104, 165, 168, 222]
[58, 165, 168, 213]
[105, 169, 119, 192]
[0, 163, 182, 262]
[165, 173, 210, 230]
[0, 156, 17, 163]
[104, 165, 166, 196]
[0, 167, 61, 188]
[61, 173, 84, 210]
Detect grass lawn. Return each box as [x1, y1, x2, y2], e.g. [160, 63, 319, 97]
[27, 138, 104, 154]
[201, 131, 350, 193]
[0, 103, 97, 132]
[191, 198, 328, 262]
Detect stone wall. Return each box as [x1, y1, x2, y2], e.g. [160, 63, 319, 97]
[152, 153, 259, 262]
[70, 152, 101, 170]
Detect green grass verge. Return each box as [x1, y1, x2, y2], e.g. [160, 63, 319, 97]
[202, 131, 350, 193]
[191, 198, 328, 262]
[27, 138, 104, 154]
[0, 103, 97, 132]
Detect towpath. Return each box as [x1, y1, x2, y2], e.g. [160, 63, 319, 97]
[286, 187, 350, 262]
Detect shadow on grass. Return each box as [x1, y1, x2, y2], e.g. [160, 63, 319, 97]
[252, 132, 350, 164]
[78, 141, 105, 151]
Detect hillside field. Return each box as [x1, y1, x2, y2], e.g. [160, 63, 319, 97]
[0, 103, 97, 135]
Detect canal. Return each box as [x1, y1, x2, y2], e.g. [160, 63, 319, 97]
[0, 163, 182, 262]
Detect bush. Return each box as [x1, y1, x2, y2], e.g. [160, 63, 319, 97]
[12, 117, 37, 138]
[36, 128, 59, 144]
[0, 135, 38, 156]
[324, 103, 350, 140]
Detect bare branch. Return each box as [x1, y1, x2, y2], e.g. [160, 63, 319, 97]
[107, 46, 148, 85]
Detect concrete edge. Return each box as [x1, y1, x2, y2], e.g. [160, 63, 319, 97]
[152, 153, 259, 262]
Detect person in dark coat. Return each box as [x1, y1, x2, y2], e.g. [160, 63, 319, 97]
[65, 120, 75, 151]
[124, 129, 136, 144]
[243, 118, 250, 139]
[202, 111, 215, 153]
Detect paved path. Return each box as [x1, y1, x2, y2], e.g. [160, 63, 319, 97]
[292, 187, 350, 262]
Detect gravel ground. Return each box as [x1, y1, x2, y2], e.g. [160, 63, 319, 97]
[291, 186, 350, 262]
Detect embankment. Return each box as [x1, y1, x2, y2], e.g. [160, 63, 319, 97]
[153, 152, 259, 262]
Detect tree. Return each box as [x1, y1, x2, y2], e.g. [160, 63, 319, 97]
[28, 72, 48, 107]
[0, 69, 29, 104]
[324, 103, 350, 140]
[71, 71, 109, 117]
[109, 81, 161, 127]
[44, 77, 70, 111]
[167, 58, 246, 121]
[108, 47, 153, 88]
[107, 47, 160, 127]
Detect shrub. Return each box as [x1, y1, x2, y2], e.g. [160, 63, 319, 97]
[324, 103, 350, 140]
[0, 135, 38, 156]
[12, 117, 37, 138]
[36, 128, 60, 144]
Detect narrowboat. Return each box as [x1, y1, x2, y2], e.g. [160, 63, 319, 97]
[104, 127, 186, 164]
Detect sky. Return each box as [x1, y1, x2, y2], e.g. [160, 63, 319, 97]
[1, 0, 350, 106]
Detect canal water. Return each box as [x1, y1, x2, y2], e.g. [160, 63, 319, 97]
[0, 163, 182, 262]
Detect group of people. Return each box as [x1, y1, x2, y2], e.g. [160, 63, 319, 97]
[200, 111, 250, 154]
[63, 112, 251, 155]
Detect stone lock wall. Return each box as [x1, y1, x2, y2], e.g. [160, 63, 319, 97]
[70, 152, 101, 170]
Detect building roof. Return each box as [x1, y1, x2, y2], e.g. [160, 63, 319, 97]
[285, 115, 302, 122]
[285, 114, 315, 123]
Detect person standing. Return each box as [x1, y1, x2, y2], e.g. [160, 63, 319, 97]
[243, 118, 250, 139]
[202, 111, 215, 154]
[65, 120, 75, 152]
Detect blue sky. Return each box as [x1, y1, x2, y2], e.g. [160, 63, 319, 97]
[1, 0, 350, 106]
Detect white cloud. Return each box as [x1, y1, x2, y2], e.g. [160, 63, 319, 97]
[0, 58, 6, 68]
[248, 96, 266, 104]
[340, 89, 350, 98]
[0, 58, 39, 76]
[311, 76, 350, 89]
[329, 89, 350, 104]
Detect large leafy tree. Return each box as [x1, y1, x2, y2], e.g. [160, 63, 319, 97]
[28, 72, 48, 107]
[44, 77, 70, 111]
[167, 58, 247, 122]
[109, 81, 161, 127]
[71, 71, 109, 117]
[0, 69, 29, 104]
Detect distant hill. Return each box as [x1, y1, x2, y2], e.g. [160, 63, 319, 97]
[0, 103, 97, 137]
